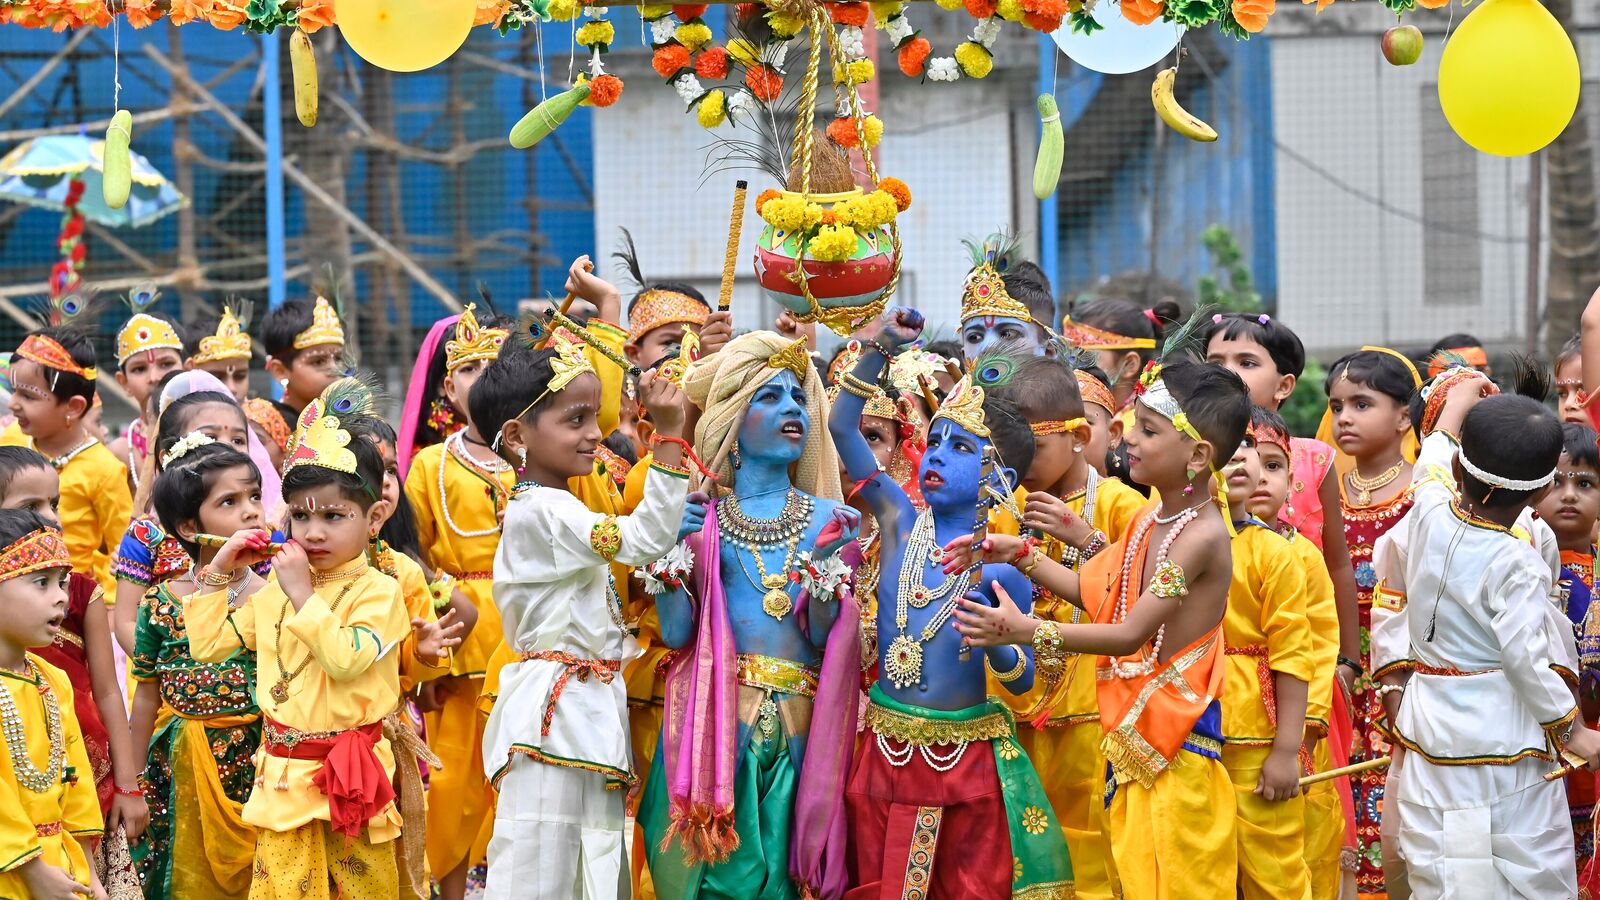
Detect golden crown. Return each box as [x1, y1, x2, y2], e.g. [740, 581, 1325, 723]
[657, 330, 700, 385]
[960, 264, 1031, 324]
[445, 304, 508, 374]
[546, 330, 596, 396]
[190, 304, 252, 365]
[116, 313, 184, 365]
[767, 338, 811, 380]
[292, 296, 346, 350]
[932, 375, 988, 437]
[282, 397, 358, 475]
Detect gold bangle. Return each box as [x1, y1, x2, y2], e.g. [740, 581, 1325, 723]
[838, 372, 879, 401]
[1032, 620, 1068, 684]
[1017, 547, 1044, 578]
[987, 645, 1027, 683]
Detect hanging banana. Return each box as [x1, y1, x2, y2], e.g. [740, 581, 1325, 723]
[1151, 67, 1217, 143]
[290, 30, 318, 128]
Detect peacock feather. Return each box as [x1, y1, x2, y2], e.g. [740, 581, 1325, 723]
[961, 231, 1024, 274]
[317, 372, 384, 421]
[1156, 304, 1216, 365]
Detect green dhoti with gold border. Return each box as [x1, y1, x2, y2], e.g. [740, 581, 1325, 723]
[643, 654, 818, 900]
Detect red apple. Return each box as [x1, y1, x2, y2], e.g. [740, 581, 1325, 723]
[1383, 25, 1424, 66]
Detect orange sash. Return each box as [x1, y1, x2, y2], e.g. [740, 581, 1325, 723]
[1081, 524, 1226, 788]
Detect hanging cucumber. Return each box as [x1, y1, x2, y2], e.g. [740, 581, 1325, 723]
[102, 109, 132, 210]
[290, 30, 318, 127]
[509, 83, 592, 149]
[1033, 93, 1063, 201]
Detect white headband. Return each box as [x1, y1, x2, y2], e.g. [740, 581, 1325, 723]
[1458, 449, 1555, 492]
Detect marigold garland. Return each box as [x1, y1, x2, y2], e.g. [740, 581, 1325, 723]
[746, 64, 784, 102]
[653, 43, 692, 78]
[589, 74, 624, 107]
[697, 89, 728, 126]
[829, 1, 870, 26]
[695, 46, 731, 80]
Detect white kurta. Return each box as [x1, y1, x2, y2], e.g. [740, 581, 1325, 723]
[1369, 432, 1580, 900]
[482, 464, 688, 900]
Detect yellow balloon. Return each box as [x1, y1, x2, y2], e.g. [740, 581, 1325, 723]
[336, 0, 477, 73]
[1437, 0, 1580, 157]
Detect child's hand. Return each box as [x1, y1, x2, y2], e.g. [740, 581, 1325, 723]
[699, 311, 733, 357]
[878, 306, 925, 351]
[775, 310, 813, 345]
[1256, 746, 1302, 801]
[210, 528, 274, 574]
[815, 507, 861, 559]
[639, 371, 688, 438]
[1566, 724, 1600, 770]
[952, 580, 1036, 647]
[677, 492, 710, 542]
[564, 255, 620, 315]
[19, 858, 92, 899]
[940, 533, 1025, 575]
[274, 542, 314, 607]
[1022, 492, 1092, 547]
[108, 789, 149, 841]
[414, 680, 442, 713]
[413, 609, 464, 663]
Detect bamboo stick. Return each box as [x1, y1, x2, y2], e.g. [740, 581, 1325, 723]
[1297, 755, 1390, 788]
[719, 180, 748, 313]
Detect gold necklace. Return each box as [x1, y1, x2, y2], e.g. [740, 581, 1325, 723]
[270, 577, 361, 704]
[0, 662, 64, 793]
[745, 537, 800, 621]
[1349, 461, 1403, 506]
[311, 558, 369, 586]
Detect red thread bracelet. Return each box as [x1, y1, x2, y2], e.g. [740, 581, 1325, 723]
[650, 435, 721, 482]
[112, 784, 142, 798]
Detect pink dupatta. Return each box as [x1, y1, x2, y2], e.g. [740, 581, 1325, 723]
[396, 315, 458, 481]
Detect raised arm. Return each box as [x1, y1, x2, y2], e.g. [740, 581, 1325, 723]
[829, 310, 924, 525]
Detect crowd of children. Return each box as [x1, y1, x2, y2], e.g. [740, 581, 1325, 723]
[0, 242, 1597, 900]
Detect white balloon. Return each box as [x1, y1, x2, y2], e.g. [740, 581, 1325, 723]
[1052, 1, 1182, 75]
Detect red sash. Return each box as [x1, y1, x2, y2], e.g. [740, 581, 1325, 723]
[264, 719, 394, 837]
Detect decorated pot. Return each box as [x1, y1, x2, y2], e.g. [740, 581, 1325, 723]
[752, 188, 895, 327]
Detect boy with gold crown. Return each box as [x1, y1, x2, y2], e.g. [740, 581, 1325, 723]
[262, 296, 346, 416]
[183, 389, 417, 899]
[186, 300, 255, 403]
[832, 307, 1073, 899]
[108, 286, 186, 490]
[958, 234, 1059, 365]
[403, 301, 513, 899]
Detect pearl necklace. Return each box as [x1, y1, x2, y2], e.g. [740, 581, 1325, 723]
[1154, 496, 1213, 526]
[43, 436, 98, 471]
[1110, 505, 1201, 679]
[439, 431, 509, 538]
[883, 509, 968, 690]
[0, 662, 64, 793]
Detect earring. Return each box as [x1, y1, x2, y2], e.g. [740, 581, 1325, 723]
[516, 447, 528, 472]
[1072, 445, 1083, 454]
[1183, 468, 1196, 496]
[732, 445, 742, 469]
[278, 379, 289, 391]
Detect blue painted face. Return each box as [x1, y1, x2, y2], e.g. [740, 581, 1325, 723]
[736, 370, 809, 466]
[960, 315, 1046, 363]
[918, 419, 987, 513]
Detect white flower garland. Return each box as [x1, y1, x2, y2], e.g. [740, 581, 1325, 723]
[638, 540, 696, 594]
[797, 550, 853, 603]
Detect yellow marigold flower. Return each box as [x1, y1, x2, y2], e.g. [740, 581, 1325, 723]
[807, 225, 859, 262]
[955, 41, 993, 78]
[861, 114, 884, 148]
[997, 0, 1027, 20]
[848, 58, 876, 84]
[1022, 806, 1049, 835]
[639, 3, 671, 16]
[575, 19, 614, 47]
[762, 196, 823, 233]
[727, 37, 762, 67]
[548, 0, 578, 19]
[935, 0, 963, 10]
[675, 21, 713, 51]
[768, 11, 804, 35]
[869, 0, 905, 22]
[697, 89, 727, 128]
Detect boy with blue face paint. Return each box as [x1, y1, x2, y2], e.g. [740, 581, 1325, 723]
[639, 331, 862, 900]
[959, 235, 1059, 365]
[831, 302, 1073, 898]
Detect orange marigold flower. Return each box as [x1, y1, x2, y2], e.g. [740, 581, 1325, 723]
[755, 189, 783, 215]
[898, 36, 931, 77]
[297, 0, 335, 31]
[965, 0, 998, 17]
[166, 0, 210, 25]
[673, 3, 707, 19]
[653, 44, 692, 78]
[746, 65, 783, 102]
[878, 177, 912, 212]
[1121, 0, 1163, 24]
[830, 1, 869, 25]
[819, 210, 841, 226]
[1231, 0, 1273, 30]
[207, 0, 246, 30]
[589, 74, 624, 107]
[122, 0, 163, 27]
[826, 117, 860, 148]
[1022, 0, 1066, 30]
[695, 46, 730, 80]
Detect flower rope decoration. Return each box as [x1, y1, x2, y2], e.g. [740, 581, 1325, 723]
[646, 2, 795, 128]
[558, 3, 623, 107]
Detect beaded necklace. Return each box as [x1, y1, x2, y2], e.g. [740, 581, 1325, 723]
[269, 570, 362, 703]
[1109, 504, 1202, 679]
[720, 490, 813, 621]
[883, 509, 968, 690]
[0, 662, 64, 793]
[43, 436, 98, 471]
[439, 431, 510, 538]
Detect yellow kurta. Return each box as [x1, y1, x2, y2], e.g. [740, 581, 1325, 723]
[182, 565, 409, 841]
[1285, 531, 1344, 900]
[0, 433, 131, 600]
[0, 656, 104, 895]
[1221, 521, 1314, 900]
